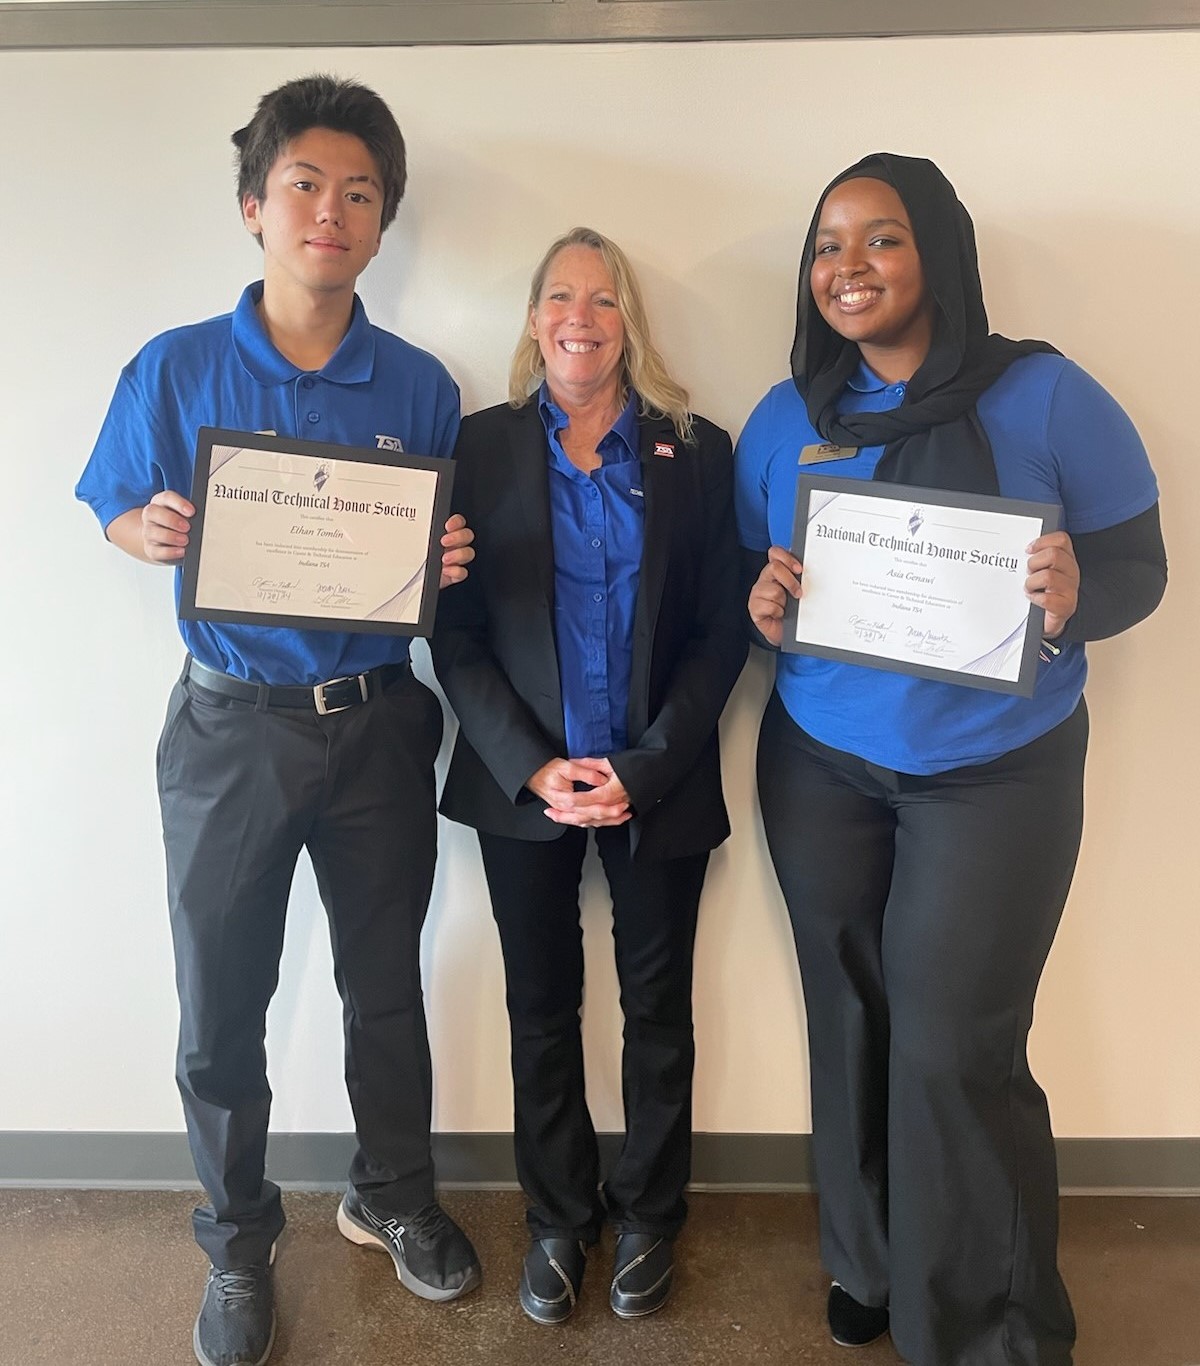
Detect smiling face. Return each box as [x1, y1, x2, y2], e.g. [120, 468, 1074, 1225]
[241, 127, 384, 302]
[529, 244, 626, 410]
[809, 176, 934, 382]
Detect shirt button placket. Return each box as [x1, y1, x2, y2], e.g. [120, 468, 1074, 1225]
[297, 374, 320, 426]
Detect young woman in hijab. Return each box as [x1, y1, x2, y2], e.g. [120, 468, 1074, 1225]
[734, 155, 1165, 1365]
[433, 227, 746, 1325]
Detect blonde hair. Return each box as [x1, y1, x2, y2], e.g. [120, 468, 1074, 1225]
[508, 226, 695, 444]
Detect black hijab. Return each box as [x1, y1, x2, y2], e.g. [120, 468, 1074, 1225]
[791, 153, 1058, 495]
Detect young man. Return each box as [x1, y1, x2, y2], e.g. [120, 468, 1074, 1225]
[76, 75, 479, 1366]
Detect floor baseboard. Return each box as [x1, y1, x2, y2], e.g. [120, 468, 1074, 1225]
[0, 1131, 1195, 1194]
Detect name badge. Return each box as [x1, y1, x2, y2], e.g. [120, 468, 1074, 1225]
[799, 442, 858, 466]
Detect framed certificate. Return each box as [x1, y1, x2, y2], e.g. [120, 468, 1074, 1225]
[784, 476, 1060, 697]
[179, 428, 454, 637]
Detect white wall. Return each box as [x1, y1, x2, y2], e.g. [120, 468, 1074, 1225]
[0, 34, 1196, 1145]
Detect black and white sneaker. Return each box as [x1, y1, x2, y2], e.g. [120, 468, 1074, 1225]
[193, 1258, 276, 1366]
[337, 1188, 481, 1302]
[827, 1281, 889, 1347]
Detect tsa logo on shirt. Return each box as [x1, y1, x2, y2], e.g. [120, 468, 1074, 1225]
[376, 434, 404, 452]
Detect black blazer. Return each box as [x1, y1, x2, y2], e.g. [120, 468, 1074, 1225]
[431, 400, 747, 861]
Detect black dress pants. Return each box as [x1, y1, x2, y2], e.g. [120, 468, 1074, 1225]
[157, 663, 444, 1268]
[477, 826, 708, 1243]
[758, 691, 1087, 1366]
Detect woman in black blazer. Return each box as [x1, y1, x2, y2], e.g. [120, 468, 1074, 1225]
[432, 226, 746, 1326]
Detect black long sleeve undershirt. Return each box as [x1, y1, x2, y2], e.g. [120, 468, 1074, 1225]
[1056, 502, 1166, 643]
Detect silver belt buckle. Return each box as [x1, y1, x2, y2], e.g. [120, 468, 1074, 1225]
[313, 673, 369, 715]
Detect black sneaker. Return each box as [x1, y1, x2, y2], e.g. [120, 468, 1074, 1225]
[827, 1281, 889, 1347]
[336, 1188, 481, 1302]
[193, 1260, 276, 1366]
[519, 1237, 587, 1326]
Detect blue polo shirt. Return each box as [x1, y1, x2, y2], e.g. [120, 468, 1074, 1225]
[77, 282, 460, 685]
[734, 354, 1158, 774]
[539, 387, 644, 759]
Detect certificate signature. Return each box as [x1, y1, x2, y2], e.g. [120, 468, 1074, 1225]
[904, 626, 955, 659]
[848, 617, 955, 658]
[252, 576, 299, 605]
[848, 615, 893, 645]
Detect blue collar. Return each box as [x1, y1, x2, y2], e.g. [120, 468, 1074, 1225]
[845, 360, 892, 394]
[231, 281, 377, 387]
[537, 383, 641, 463]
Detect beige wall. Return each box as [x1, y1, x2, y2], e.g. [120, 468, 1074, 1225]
[0, 34, 1195, 1142]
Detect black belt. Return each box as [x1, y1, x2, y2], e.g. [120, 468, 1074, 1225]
[184, 656, 409, 715]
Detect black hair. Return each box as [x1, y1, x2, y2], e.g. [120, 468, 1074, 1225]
[232, 74, 407, 232]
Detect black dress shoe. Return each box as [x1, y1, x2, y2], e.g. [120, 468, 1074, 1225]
[609, 1233, 673, 1319]
[827, 1281, 889, 1347]
[519, 1238, 586, 1326]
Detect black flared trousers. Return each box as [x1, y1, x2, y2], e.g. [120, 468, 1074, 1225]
[758, 691, 1087, 1366]
[478, 826, 708, 1243]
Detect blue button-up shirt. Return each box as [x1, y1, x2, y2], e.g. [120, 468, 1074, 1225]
[539, 386, 644, 759]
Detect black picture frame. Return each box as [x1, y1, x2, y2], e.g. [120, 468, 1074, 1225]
[178, 427, 454, 638]
[783, 475, 1060, 697]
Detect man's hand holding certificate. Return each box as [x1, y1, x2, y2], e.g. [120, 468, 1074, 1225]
[778, 476, 1061, 696]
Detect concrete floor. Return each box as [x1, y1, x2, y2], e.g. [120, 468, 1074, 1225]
[0, 1189, 1195, 1365]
